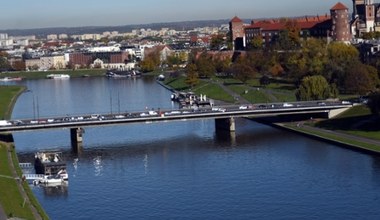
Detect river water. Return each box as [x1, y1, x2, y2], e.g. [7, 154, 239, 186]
[4, 77, 380, 219]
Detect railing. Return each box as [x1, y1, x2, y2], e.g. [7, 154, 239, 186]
[19, 163, 33, 168]
[22, 174, 45, 180]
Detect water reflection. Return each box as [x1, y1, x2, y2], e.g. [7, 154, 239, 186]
[41, 185, 68, 197]
[93, 156, 103, 177]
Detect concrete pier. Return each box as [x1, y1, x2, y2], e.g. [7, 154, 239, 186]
[70, 128, 84, 153]
[215, 117, 236, 132]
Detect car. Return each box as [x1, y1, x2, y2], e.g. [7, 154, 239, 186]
[283, 103, 294, 107]
[114, 115, 125, 119]
[148, 111, 158, 116]
[212, 107, 226, 112]
[317, 102, 326, 106]
[239, 105, 248, 110]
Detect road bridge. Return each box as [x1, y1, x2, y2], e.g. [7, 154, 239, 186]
[0, 101, 352, 152]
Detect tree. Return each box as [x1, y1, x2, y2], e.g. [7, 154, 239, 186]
[260, 75, 271, 87]
[195, 52, 215, 78]
[140, 50, 160, 72]
[185, 63, 199, 88]
[232, 57, 255, 83]
[273, 19, 301, 50]
[248, 36, 263, 50]
[0, 51, 10, 71]
[368, 93, 380, 115]
[343, 62, 376, 95]
[210, 34, 226, 50]
[12, 60, 26, 71]
[296, 75, 331, 101]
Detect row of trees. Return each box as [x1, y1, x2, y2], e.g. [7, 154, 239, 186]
[183, 37, 380, 101]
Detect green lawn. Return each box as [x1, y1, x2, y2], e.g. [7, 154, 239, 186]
[0, 69, 106, 80]
[316, 105, 380, 141]
[0, 86, 25, 120]
[0, 144, 35, 219]
[194, 83, 234, 103]
[165, 76, 234, 103]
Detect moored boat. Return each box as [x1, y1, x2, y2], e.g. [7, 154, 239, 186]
[34, 151, 68, 181]
[0, 76, 23, 81]
[46, 74, 70, 79]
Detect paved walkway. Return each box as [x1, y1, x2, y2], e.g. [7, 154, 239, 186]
[298, 124, 380, 147]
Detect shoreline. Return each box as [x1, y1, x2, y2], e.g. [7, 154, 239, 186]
[0, 85, 48, 220]
[264, 121, 380, 155]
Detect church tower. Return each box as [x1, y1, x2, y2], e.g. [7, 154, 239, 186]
[365, 0, 375, 32]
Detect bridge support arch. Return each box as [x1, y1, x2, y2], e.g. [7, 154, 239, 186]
[215, 117, 236, 132]
[71, 127, 84, 153]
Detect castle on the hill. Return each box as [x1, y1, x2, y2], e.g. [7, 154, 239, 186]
[230, 1, 380, 50]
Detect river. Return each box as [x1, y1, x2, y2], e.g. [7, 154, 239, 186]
[4, 76, 380, 219]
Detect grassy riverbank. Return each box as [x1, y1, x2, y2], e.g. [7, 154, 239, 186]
[277, 105, 380, 154]
[0, 85, 49, 219]
[0, 85, 26, 120]
[0, 69, 106, 80]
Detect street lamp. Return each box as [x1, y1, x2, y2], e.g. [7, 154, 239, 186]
[25, 89, 39, 121]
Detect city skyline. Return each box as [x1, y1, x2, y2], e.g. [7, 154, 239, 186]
[1, 0, 352, 30]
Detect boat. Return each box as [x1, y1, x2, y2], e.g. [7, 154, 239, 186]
[34, 151, 68, 181]
[106, 70, 141, 78]
[46, 74, 70, 79]
[0, 76, 23, 81]
[34, 174, 65, 185]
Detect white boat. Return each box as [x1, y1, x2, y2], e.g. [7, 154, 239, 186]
[33, 169, 68, 185]
[46, 74, 70, 79]
[0, 76, 22, 81]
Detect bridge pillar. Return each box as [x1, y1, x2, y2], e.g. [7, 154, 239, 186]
[215, 117, 235, 132]
[71, 127, 84, 153]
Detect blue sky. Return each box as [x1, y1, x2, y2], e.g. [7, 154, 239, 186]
[0, 0, 352, 29]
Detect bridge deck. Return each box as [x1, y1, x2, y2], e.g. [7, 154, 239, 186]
[0, 101, 352, 132]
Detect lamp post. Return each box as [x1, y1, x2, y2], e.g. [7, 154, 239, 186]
[25, 90, 39, 121]
[25, 90, 36, 120]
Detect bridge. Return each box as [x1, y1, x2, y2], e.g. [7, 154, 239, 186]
[0, 100, 352, 152]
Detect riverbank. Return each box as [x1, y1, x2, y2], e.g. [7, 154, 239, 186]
[161, 75, 380, 154]
[271, 122, 380, 154]
[0, 69, 106, 80]
[0, 85, 49, 220]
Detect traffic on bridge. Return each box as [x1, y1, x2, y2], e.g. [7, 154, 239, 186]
[0, 100, 353, 133]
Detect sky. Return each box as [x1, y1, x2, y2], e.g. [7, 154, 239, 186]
[0, 0, 353, 30]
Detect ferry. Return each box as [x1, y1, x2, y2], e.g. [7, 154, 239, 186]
[46, 74, 70, 79]
[34, 151, 68, 181]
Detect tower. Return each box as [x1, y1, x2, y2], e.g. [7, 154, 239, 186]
[353, 0, 365, 19]
[331, 2, 351, 42]
[365, 0, 375, 32]
[229, 16, 245, 50]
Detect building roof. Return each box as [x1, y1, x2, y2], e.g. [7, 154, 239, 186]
[245, 15, 331, 31]
[331, 2, 348, 11]
[230, 16, 243, 23]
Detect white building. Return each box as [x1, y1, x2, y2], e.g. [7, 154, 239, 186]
[0, 33, 8, 40]
[47, 34, 58, 40]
